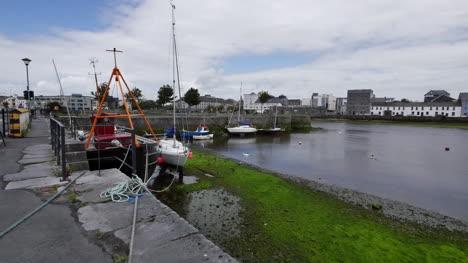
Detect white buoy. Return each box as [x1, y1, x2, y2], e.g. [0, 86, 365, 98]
[298, 141, 302, 145]
[242, 152, 249, 157]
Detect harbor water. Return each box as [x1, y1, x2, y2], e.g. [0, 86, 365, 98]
[193, 122, 468, 221]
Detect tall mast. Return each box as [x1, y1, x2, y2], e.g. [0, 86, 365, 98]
[274, 105, 278, 128]
[52, 59, 72, 128]
[238, 82, 242, 123]
[89, 58, 101, 108]
[171, 1, 177, 146]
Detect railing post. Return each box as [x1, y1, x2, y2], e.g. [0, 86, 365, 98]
[56, 124, 61, 166]
[50, 120, 54, 150]
[61, 125, 67, 181]
[131, 129, 137, 176]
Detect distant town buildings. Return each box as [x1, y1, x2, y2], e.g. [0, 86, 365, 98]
[346, 89, 374, 115]
[347, 89, 467, 117]
[424, 90, 454, 103]
[301, 98, 311, 107]
[176, 94, 237, 112]
[460, 93, 468, 116]
[336, 97, 347, 115]
[311, 93, 336, 111]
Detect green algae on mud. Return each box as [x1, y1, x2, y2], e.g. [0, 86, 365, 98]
[159, 150, 468, 263]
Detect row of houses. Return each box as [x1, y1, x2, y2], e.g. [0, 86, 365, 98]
[1, 94, 120, 112]
[347, 89, 468, 117]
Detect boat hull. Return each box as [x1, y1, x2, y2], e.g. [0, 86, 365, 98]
[227, 126, 257, 136]
[158, 139, 189, 167]
[86, 143, 159, 179]
[257, 128, 285, 135]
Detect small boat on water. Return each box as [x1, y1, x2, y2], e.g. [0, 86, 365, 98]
[227, 122, 257, 135]
[227, 83, 257, 136]
[257, 106, 285, 135]
[193, 133, 214, 140]
[180, 126, 210, 138]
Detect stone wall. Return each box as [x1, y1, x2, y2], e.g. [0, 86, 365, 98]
[63, 114, 311, 132]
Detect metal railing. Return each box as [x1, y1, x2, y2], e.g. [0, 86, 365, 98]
[50, 117, 67, 181]
[58, 117, 163, 179]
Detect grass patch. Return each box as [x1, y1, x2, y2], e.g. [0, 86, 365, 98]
[68, 193, 78, 203]
[113, 254, 128, 263]
[311, 119, 468, 129]
[95, 232, 104, 239]
[180, 149, 468, 262]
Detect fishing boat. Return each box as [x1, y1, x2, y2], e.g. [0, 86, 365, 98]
[227, 83, 257, 136]
[86, 113, 160, 178]
[157, 1, 190, 168]
[85, 49, 161, 179]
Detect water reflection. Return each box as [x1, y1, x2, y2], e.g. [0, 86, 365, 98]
[195, 123, 468, 221]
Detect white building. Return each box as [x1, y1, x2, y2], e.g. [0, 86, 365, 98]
[311, 93, 336, 111]
[35, 94, 97, 111]
[243, 93, 259, 112]
[370, 102, 462, 117]
[2, 95, 28, 109]
[336, 97, 347, 115]
[301, 98, 311, 106]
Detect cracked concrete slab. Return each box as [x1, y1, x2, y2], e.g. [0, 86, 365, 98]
[78, 195, 162, 232]
[133, 233, 235, 263]
[3, 162, 55, 182]
[114, 210, 199, 246]
[5, 176, 67, 190]
[0, 190, 112, 263]
[18, 156, 54, 164]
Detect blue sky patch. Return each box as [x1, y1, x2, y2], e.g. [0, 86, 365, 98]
[220, 52, 318, 74]
[0, 0, 117, 36]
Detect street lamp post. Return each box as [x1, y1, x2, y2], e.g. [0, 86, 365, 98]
[21, 58, 31, 111]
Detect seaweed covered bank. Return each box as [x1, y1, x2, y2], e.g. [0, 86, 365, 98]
[158, 149, 468, 262]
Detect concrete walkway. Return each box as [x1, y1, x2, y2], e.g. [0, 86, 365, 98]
[0, 117, 236, 263]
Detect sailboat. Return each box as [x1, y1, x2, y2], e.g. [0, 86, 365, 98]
[158, 1, 190, 168]
[227, 84, 257, 136]
[258, 105, 285, 135]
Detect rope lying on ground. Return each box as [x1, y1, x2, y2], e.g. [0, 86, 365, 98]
[0, 171, 87, 239]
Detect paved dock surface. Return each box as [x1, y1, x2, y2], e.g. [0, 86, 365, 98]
[0, 117, 236, 263]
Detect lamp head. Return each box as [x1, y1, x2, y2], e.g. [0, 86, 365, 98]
[22, 58, 31, 66]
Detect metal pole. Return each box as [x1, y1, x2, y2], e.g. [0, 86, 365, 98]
[50, 120, 54, 150]
[56, 125, 61, 166]
[131, 130, 137, 176]
[2, 109, 5, 136]
[61, 126, 67, 180]
[26, 64, 31, 111]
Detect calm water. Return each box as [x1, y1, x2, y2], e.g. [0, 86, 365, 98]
[193, 122, 468, 221]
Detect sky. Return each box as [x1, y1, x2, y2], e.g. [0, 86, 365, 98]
[2, 0, 468, 101]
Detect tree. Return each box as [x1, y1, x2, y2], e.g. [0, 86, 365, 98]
[183, 87, 200, 114]
[91, 82, 107, 102]
[46, 101, 62, 111]
[3, 101, 9, 108]
[401, 98, 410, 103]
[217, 105, 224, 112]
[139, 100, 158, 110]
[157, 84, 174, 107]
[125, 87, 144, 109]
[258, 91, 273, 113]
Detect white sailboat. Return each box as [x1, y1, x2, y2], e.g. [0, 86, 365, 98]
[158, 1, 190, 167]
[227, 83, 257, 135]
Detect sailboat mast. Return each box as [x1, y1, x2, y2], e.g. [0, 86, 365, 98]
[52, 59, 72, 128]
[238, 82, 242, 123]
[274, 106, 277, 128]
[171, 2, 177, 146]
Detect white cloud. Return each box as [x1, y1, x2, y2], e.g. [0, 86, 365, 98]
[1, 0, 468, 101]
